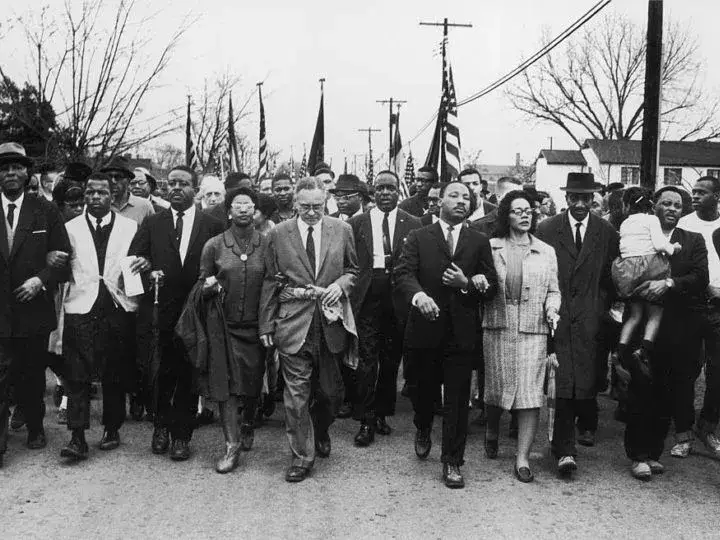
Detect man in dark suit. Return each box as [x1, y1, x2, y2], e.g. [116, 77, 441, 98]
[347, 171, 422, 446]
[0, 142, 70, 466]
[535, 172, 619, 477]
[398, 166, 437, 218]
[395, 181, 497, 489]
[623, 186, 708, 479]
[129, 164, 224, 461]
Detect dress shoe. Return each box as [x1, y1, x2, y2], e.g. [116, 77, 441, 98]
[375, 416, 392, 436]
[129, 396, 144, 422]
[99, 430, 120, 451]
[337, 402, 352, 419]
[442, 464, 465, 489]
[354, 423, 375, 447]
[27, 429, 47, 450]
[414, 428, 432, 459]
[240, 423, 255, 451]
[61, 434, 89, 460]
[694, 427, 720, 458]
[56, 408, 68, 425]
[53, 385, 64, 408]
[215, 443, 241, 474]
[484, 437, 499, 459]
[315, 436, 331, 458]
[10, 407, 26, 431]
[647, 459, 665, 474]
[285, 465, 311, 483]
[670, 440, 691, 458]
[151, 427, 170, 454]
[170, 439, 191, 461]
[557, 455, 577, 476]
[514, 464, 534, 483]
[577, 430, 595, 447]
[195, 408, 215, 427]
[631, 460, 651, 480]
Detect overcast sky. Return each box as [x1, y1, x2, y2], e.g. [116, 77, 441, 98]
[4, 0, 719, 169]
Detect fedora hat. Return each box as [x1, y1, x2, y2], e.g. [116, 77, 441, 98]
[0, 142, 33, 168]
[100, 155, 133, 178]
[560, 172, 600, 193]
[330, 174, 362, 194]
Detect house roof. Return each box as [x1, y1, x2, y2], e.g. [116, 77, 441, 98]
[582, 139, 720, 167]
[538, 149, 587, 165]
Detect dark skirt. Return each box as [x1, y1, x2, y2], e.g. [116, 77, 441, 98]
[611, 253, 670, 299]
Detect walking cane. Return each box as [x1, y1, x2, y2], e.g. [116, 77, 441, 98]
[546, 327, 558, 443]
[148, 271, 163, 419]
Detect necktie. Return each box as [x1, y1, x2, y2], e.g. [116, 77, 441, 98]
[175, 211, 184, 245]
[7, 203, 16, 228]
[306, 226, 316, 276]
[446, 225, 455, 257]
[575, 222, 583, 253]
[95, 217, 104, 241]
[382, 212, 392, 269]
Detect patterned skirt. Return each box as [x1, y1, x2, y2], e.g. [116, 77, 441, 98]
[483, 303, 547, 410]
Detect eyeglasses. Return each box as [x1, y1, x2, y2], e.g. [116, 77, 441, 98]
[129, 179, 148, 186]
[299, 204, 325, 213]
[334, 193, 359, 201]
[231, 202, 255, 210]
[509, 208, 534, 217]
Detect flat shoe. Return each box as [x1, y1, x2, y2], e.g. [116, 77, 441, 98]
[514, 465, 534, 483]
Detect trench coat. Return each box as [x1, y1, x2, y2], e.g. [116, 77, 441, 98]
[535, 212, 619, 400]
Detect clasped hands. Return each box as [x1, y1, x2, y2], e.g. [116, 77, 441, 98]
[416, 267, 490, 321]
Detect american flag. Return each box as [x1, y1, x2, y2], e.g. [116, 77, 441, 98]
[443, 63, 461, 179]
[257, 85, 268, 181]
[185, 97, 200, 172]
[390, 109, 405, 176]
[299, 149, 307, 177]
[400, 152, 413, 200]
[366, 145, 374, 184]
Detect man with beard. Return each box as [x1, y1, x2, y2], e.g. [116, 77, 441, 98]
[535, 173, 618, 476]
[269, 173, 296, 223]
[399, 166, 437, 218]
[129, 164, 224, 461]
[623, 186, 708, 479]
[0, 142, 70, 466]
[131, 167, 170, 214]
[347, 171, 421, 446]
[60, 173, 140, 461]
[101, 155, 154, 225]
[395, 181, 497, 488]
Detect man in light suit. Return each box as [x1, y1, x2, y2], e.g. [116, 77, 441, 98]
[60, 173, 140, 461]
[259, 176, 358, 483]
[347, 171, 422, 446]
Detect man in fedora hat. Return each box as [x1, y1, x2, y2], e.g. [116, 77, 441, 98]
[330, 174, 365, 221]
[131, 167, 170, 214]
[101, 155, 154, 225]
[535, 172, 619, 477]
[0, 142, 70, 466]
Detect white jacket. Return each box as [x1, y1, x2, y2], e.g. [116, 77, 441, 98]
[64, 212, 140, 314]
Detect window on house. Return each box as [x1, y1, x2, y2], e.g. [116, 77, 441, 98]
[663, 168, 683, 186]
[707, 169, 720, 179]
[621, 166, 640, 185]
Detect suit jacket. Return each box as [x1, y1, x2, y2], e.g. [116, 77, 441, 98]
[203, 203, 230, 228]
[0, 196, 70, 337]
[398, 194, 426, 218]
[483, 235, 561, 334]
[64, 213, 140, 314]
[470, 209, 498, 237]
[259, 216, 359, 356]
[395, 221, 498, 351]
[129, 208, 225, 332]
[347, 208, 422, 317]
[666, 227, 708, 311]
[420, 213, 439, 226]
[535, 212, 619, 399]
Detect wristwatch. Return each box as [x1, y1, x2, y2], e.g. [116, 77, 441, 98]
[665, 278, 674, 289]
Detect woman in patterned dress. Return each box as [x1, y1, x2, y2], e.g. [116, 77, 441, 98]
[481, 190, 561, 482]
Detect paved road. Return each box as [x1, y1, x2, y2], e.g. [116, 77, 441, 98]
[1, 387, 719, 539]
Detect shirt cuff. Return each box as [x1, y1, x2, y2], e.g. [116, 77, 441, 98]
[411, 292, 424, 307]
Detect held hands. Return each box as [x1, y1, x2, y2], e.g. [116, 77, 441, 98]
[14, 276, 43, 303]
[202, 276, 221, 296]
[260, 334, 274, 348]
[130, 256, 151, 274]
[46, 250, 69, 269]
[321, 283, 343, 307]
[470, 274, 489, 293]
[442, 263, 468, 289]
[415, 292, 441, 321]
[546, 308, 560, 331]
[631, 280, 668, 302]
[672, 242, 682, 254]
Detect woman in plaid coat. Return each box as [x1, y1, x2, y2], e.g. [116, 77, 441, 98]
[481, 191, 561, 483]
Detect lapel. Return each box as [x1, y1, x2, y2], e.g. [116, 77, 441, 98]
[0, 205, 8, 261]
[318, 217, 332, 276]
[184, 211, 202, 265]
[576, 214, 600, 269]
[288, 219, 314, 278]
[82, 218, 100, 276]
[164, 211, 179, 253]
[10, 197, 34, 259]
[452, 223, 470, 261]
[556, 212, 579, 261]
[104, 216, 127, 276]
[223, 228, 261, 259]
[359, 213, 373, 261]
[491, 238, 507, 283]
[430, 221, 451, 259]
[392, 211, 409, 258]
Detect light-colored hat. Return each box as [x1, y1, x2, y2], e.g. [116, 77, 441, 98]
[0, 142, 33, 167]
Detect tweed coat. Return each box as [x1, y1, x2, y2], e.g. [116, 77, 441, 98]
[535, 212, 619, 400]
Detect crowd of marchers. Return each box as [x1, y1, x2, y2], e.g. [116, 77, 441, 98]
[2, 140, 720, 488]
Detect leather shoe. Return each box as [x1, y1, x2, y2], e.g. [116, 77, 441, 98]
[414, 428, 431, 459]
[10, 407, 26, 431]
[336, 402, 352, 419]
[285, 465, 311, 483]
[215, 443, 241, 474]
[240, 423, 255, 451]
[315, 436, 331, 458]
[558, 455, 577, 476]
[375, 416, 392, 436]
[27, 429, 47, 449]
[577, 430, 595, 447]
[170, 439, 191, 461]
[514, 464, 534, 483]
[61, 434, 89, 460]
[484, 437, 499, 459]
[354, 423, 375, 447]
[442, 463, 465, 489]
[151, 427, 170, 454]
[99, 430, 120, 451]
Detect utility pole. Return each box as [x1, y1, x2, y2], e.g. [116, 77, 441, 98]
[358, 127, 381, 183]
[640, 0, 663, 191]
[376, 98, 407, 168]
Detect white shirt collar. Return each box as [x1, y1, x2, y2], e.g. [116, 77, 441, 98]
[370, 206, 398, 219]
[171, 204, 196, 221]
[568, 211, 589, 229]
[85, 209, 112, 228]
[297, 216, 322, 235]
[2, 192, 24, 215]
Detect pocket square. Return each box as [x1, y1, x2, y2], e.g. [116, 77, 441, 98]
[32, 230, 47, 234]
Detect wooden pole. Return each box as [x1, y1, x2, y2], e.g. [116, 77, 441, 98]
[640, 0, 663, 191]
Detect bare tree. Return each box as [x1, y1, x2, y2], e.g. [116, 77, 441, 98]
[10, 0, 193, 164]
[506, 14, 720, 146]
[146, 143, 183, 170]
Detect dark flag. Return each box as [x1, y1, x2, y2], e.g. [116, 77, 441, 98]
[228, 94, 240, 173]
[257, 86, 268, 180]
[185, 97, 200, 172]
[308, 88, 324, 175]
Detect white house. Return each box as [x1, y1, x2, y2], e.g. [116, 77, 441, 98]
[536, 139, 720, 208]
